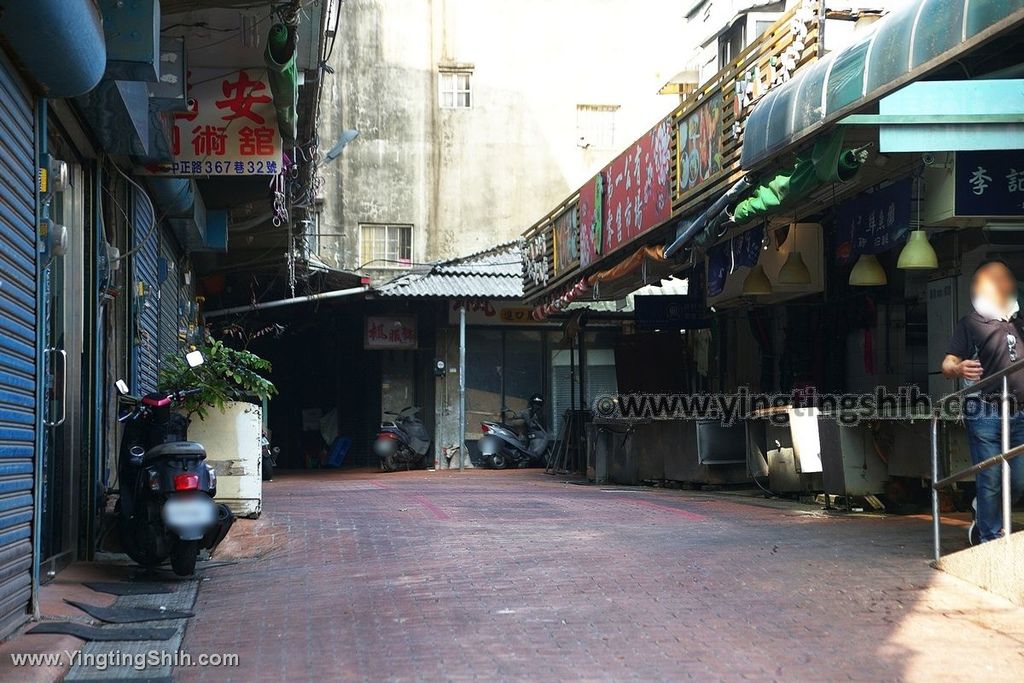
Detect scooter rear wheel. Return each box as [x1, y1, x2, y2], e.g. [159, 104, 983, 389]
[489, 452, 509, 469]
[170, 540, 199, 576]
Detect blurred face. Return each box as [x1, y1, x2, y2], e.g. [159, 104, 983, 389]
[973, 262, 1016, 310]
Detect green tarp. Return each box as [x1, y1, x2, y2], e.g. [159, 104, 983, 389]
[732, 131, 862, 224]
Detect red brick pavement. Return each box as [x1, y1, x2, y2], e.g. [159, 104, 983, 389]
[178, 469, 1024, 682]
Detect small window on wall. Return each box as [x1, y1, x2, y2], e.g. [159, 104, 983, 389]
[576, 104, 619, 149]
[439, 71, 472, 109]
[359, 223, 413, 268]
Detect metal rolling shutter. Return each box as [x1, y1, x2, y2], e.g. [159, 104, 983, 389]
[158, 234, 180, 361]
[0, 51, 37, 637]
[132, 187, 160, 393]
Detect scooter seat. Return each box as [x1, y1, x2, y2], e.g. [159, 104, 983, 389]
[145, 441, 207, 461]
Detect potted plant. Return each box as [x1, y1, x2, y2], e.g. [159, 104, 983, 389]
[159, 338, 276, 518]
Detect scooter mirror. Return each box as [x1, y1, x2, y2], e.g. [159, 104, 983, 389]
[185, 350, 205, 368]
[115, 379, 130, 395]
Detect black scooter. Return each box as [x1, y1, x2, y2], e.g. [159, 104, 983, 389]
[478, 394, 550, 469]
[115, 352, 234, 576]
[374, 406, 431, 471]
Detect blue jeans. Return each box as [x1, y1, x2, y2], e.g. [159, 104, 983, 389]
[964, 403, 1024, 542]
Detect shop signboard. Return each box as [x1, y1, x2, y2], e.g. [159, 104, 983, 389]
[448, 301, 535, 325]
[365, 315, 418, 350]
[834, 177, 912, 263]
[580, 118, 672, 268]
[145, 68, 283, 176]
[634, 295, 710, 330]
[677, 92, 724, 193]
[553, 204, 580, 274]
[954, 151, 1024, 217]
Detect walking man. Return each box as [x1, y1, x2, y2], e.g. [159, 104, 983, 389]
[942, 259, 1024, 543]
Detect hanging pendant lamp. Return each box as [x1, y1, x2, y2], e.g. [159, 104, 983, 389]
[849, 254, 887, 286]
[742, 264, 773, 294]
[897, 230, 938, 270]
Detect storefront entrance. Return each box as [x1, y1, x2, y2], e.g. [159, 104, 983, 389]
[39, 154, 87, 578]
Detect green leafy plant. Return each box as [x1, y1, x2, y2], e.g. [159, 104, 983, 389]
[158, 338, 277, 419]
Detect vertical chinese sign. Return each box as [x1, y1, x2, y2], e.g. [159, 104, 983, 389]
[552, 204, 580, 275]
[677, 92, 723, 193]
[579, 118, 672, 268]
[146, 69, 283, 175]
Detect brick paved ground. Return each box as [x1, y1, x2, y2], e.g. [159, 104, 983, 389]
[178, 469, 1024, 682]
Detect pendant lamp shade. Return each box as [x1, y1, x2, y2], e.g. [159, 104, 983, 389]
[896, 230, 938, 270]
[777, 251, 811, 284]
[849, 254, 887, 286]
[742, 264, 773, 295]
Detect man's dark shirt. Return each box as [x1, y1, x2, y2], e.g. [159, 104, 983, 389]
[947, 311, 1024, 400]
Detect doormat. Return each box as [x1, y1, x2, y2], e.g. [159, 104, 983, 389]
[83, 581, 176, 596]
[28, 621, 177, 641]
[64, 600, 194, 623]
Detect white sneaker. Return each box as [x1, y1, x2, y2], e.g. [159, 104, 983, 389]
[968, 497, 980, 546]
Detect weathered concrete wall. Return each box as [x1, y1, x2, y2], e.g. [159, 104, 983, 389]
[318, 0, 686, 277]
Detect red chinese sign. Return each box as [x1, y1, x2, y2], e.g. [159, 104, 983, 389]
[146, 69, 283, 176]
[365, 316, 418, 350]
[579, 118, 672, 268]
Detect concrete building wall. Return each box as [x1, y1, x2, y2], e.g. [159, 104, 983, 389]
[318, 0, 686, 280]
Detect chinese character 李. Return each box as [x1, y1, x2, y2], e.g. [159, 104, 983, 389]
[970, 166, 992, 195]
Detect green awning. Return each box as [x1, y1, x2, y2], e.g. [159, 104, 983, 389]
[740, 0, 1024, 169]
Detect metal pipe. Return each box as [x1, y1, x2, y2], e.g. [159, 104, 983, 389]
[1002, 376, 1012, 537]
[203, 285, 368, 317]
[458, 304, 466, 472]
[931, 416, 940, 563]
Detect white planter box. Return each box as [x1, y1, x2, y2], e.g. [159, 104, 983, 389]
[187, 401, 262, 518]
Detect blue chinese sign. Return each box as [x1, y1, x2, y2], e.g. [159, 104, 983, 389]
[835, 178, 912, 264]
[955, 151, 1024, 217]
[706, 224, 764, 297]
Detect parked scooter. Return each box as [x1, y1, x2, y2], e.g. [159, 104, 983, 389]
[115, 351, 234, 576]
[374, 406, 431, 471]
[261, 430, 279, 481]
[479, 394, 550, 469]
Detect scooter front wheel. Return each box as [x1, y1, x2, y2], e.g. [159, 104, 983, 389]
[170, 540, 199, 576]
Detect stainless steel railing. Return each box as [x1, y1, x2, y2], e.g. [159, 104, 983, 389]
[930, 356, 1024, 562]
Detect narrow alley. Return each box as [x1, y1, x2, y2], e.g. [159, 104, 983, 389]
[177, 471, 1024, 681]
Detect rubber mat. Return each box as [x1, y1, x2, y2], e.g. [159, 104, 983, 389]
[27, 621, 177, 641]
[83, 581, 176, 596]
[64, 599, 194, 623]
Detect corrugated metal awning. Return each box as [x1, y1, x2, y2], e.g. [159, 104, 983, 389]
[375, 241, 524, 299]
[740, 0, 1024, 169]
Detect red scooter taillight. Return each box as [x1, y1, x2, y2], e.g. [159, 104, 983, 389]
[481, 423, 489, 433]
[377, 432, 399, 440]
[173, 472, 200, 491]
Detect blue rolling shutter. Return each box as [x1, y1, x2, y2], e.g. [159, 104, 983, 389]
[131, 187, 160, 393]
[158, 233, 181, 362]
[0, 51, 37, 638]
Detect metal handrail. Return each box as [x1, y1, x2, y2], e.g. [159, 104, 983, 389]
[933, 442, 1024, 488]
[930, 365, 1023, 561]
[933, 355, 1024, 411]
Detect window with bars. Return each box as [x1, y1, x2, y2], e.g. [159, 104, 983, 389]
[360, 223, 413, 268]
[439, 71, 472, 109]
[576, 104, 619, 149]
